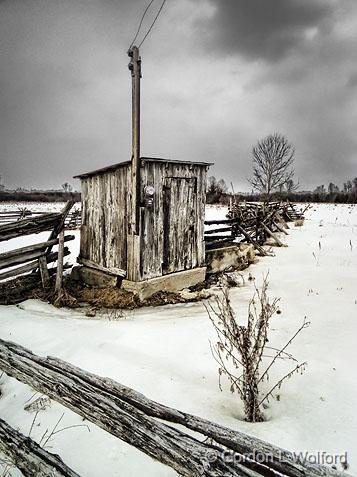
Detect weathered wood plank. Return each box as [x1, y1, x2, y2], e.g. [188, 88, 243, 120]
[0, 235, 75, 263]
[80, 168, 128, 273]
[46, 201, 74, 253]
[77, 257, 126, 278]
[205, 217, 238, 225]
[0, 339, 261, 477]
[0, 417, 81, 477]
[38, 255, 50, 288]
[0, 249, 70, 281]
[234, 224, 268, 256]
[205, 235, 234, 241]
[0, 249, 46, 270]
[0, 339, 348, 477]
[0, 213, 62, 242]
[272, 220, 289, 235]
[205, 226, 232, 235]
[55, 230, 65, 293]
[261, 222, 286, 247]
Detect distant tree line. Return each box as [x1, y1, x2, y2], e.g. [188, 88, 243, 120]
[207, 132, 356, 204]
[305, 178, 357, 203]
[0, 190, 80, 203]
[0, 181, 80, 202]
[206, 176, 357, 205]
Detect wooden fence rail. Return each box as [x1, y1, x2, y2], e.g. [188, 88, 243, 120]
[0, 338, 349, 477]
[0, 202, 75, 302]
[0, 209, 81, 229]
[0, 417, 80, 477]
[204, 201, 304, 253]
[0, 213, 63, 242]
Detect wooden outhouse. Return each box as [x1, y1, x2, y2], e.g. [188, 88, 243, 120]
[74, 156, 211, 293]
[74, 46, 212, 295]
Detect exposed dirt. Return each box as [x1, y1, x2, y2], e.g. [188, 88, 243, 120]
[67, 279, 204, 309]
[66, 279, 139, 309]
[1, 268, 245, 309]
[0, 274, 46, 305]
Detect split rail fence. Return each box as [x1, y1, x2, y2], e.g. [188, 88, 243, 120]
[0, 207, 81, 229]
[0, 201, 75, 304]
[0, 338, 350, 477]
[205, 201, 305, 255]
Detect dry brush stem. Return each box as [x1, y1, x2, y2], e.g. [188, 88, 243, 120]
[207, 275, 309, 422]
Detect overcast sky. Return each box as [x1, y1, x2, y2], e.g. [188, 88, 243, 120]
[0, 0, 356, 191]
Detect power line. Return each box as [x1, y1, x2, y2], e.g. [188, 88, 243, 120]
[138, 0, 167, 48]
[129, 0, 156, 49]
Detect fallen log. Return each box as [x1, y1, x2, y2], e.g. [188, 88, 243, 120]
[0, 339, 349, 477]
[0, 417, 80, 477]
[41, 356, 345, 477]
[0, 339, 262, 477]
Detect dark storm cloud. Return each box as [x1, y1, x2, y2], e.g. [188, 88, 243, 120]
[0, 0, 356, 192]
[0, 0, 149, 189]
[347, 71, 357, 88]
[198, 0, 333, 61]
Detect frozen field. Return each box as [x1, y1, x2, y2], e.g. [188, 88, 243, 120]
[0, 202, 81, 214]
[0, 203, 356, 476]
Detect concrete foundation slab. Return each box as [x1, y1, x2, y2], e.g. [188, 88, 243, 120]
[121, 267, 207, 300]
[71, 266, 119, 288]
[205, 244, 255, 274]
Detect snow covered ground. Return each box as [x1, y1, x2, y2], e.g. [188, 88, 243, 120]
[0, 202, 81, 214]
[0, 203, 356, 476]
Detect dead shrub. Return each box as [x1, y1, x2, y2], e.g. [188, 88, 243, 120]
[206, 275, 309, 422]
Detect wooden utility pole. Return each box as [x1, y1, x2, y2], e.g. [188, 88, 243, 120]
[128, 46, 141, 236]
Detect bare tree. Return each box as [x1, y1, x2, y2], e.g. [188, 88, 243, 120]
[249, 133, 295, 198]
[61, 182, 73, 193]
[284, 178, 299, 193]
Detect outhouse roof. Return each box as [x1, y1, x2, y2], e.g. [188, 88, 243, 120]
[74, 156, 213, 180]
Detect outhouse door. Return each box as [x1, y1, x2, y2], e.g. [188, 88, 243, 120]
[162, 177, 197, 274]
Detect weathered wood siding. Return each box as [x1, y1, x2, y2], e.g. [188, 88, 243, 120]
[140, 161, 207, 280]
[80, 166, 129, 271]
[79, 159, 208, 281]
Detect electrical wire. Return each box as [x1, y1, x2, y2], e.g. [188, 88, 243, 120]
[129, 0, 156, 49]
[138, 0, 167, 48]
